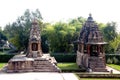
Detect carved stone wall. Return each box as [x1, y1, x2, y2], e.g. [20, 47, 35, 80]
[76, 14, 107, 72]
[27, 20, 42, 58]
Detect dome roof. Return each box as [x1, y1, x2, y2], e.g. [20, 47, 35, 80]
[78, 14, 107, 45]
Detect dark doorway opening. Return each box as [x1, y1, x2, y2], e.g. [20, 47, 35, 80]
[32, 43, 38, 51]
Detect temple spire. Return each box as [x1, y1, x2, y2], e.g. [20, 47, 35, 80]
[89, 13, 92, 17]
[32, 18, 38, 25]
[87, 13, 93, 21]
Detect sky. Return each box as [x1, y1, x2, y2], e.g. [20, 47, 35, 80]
[0, 0, 120, 31]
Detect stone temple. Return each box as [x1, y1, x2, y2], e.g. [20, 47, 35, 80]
[7, 20, 61, 72]
[76, 14, 108, 72]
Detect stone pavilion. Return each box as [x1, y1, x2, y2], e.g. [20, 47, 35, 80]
[76, 14, 108, 72]
[6, 19, 61, 73]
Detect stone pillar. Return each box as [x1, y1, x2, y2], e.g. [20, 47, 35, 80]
[87, 45, 90, 56]
[8, 62, 13, 70]
[81, 44, 84, 53]
[98, 45, 100, 55]
[78, 44, 80, 52]
[38, 41, 42, 56]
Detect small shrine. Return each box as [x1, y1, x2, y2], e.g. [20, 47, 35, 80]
[6, 19, 60, 73]
[76, 14, 108, 72]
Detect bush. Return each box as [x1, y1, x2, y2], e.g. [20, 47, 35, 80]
[113, 57, 119, 64]
[57, 63, 86, 72]
[51, 53, 76, 62]
[0, 53, 120, 64]
[0, 54, 14, 62]
[106, 54, 120, 64]
[0, 48, 10, 51]
[107, 58, 113, 64]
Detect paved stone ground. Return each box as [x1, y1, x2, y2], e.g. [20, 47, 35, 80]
[0, 66, 120, 80]
[106, 66, 120, 74]
[0, 72, 79, 80]
[90, 66, 120, 74]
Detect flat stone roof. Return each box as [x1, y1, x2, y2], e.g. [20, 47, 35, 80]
[9, 54, 55, 62]
[9, 55, 34, 62]
[86, 42, 108, 45]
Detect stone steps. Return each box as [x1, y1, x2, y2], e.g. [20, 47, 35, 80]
[92, 68, 108, 72]
[89, 63, 105, 67]
[33, 69, 59, 72]
[33, 59, 61, 72]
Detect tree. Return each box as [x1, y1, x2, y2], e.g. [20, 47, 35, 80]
[100, 22, 119, 54]
[0, 27, 7, 48]
[4, 9, 42, 50]
[43, 22, 77, 53]
[103, 22, 118, 41]
[0, 30, 7, 41]
[109, 35, 120, 53]
[39, 17, 86, 53]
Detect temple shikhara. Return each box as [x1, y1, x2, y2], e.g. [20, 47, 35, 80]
[76, 14, 108, 72]
[6, 20, 60, 72]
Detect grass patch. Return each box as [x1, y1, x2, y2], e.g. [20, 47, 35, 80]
[0, 51, 6, 54]
[57, 63, 86, 72]
[80, 78, 120, 80]
[57, 63, 79, 70]
[0, 63, 7, 69]
[107, 64, 120, 71]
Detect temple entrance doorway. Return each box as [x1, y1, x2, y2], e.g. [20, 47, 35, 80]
[90, 45, 98, 57]
[32, 43, 38, 51]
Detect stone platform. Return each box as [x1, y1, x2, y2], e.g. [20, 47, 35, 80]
[89, 57, 108, 72]
[76, 51, 108, 72]
[6, 54, 61, 73]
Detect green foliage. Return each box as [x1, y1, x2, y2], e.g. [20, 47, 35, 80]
[0, 63, 6, 69]
[107, 58, 113, 64]
[0, 28, 7, 48]
[0, 54, 14, 62]
[58, 63, 79, 70]
[0, 54, 120, 65]
[44, 20, 83, 53]
[109, 35, 120, 53]
[106, 54, 120, 64]
[4, 9, 42, 50]
[107, 64, 120, 71]
[51, 54, 76, 62]
[57, 63, 85, 72]
[0, 53, 76, 63]
[102, 22, 117, 41]
[41, 17, 85, 53]
[2, 8, 120, 54]
[41, 33, 49, 53]
[113, 57, 119, 64]
[0, 32, 7, 41]
[101, 22, 119, 54]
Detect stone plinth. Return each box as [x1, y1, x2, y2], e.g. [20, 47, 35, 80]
[88, 57, 108, 72]
[7, 54, 61, 73]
